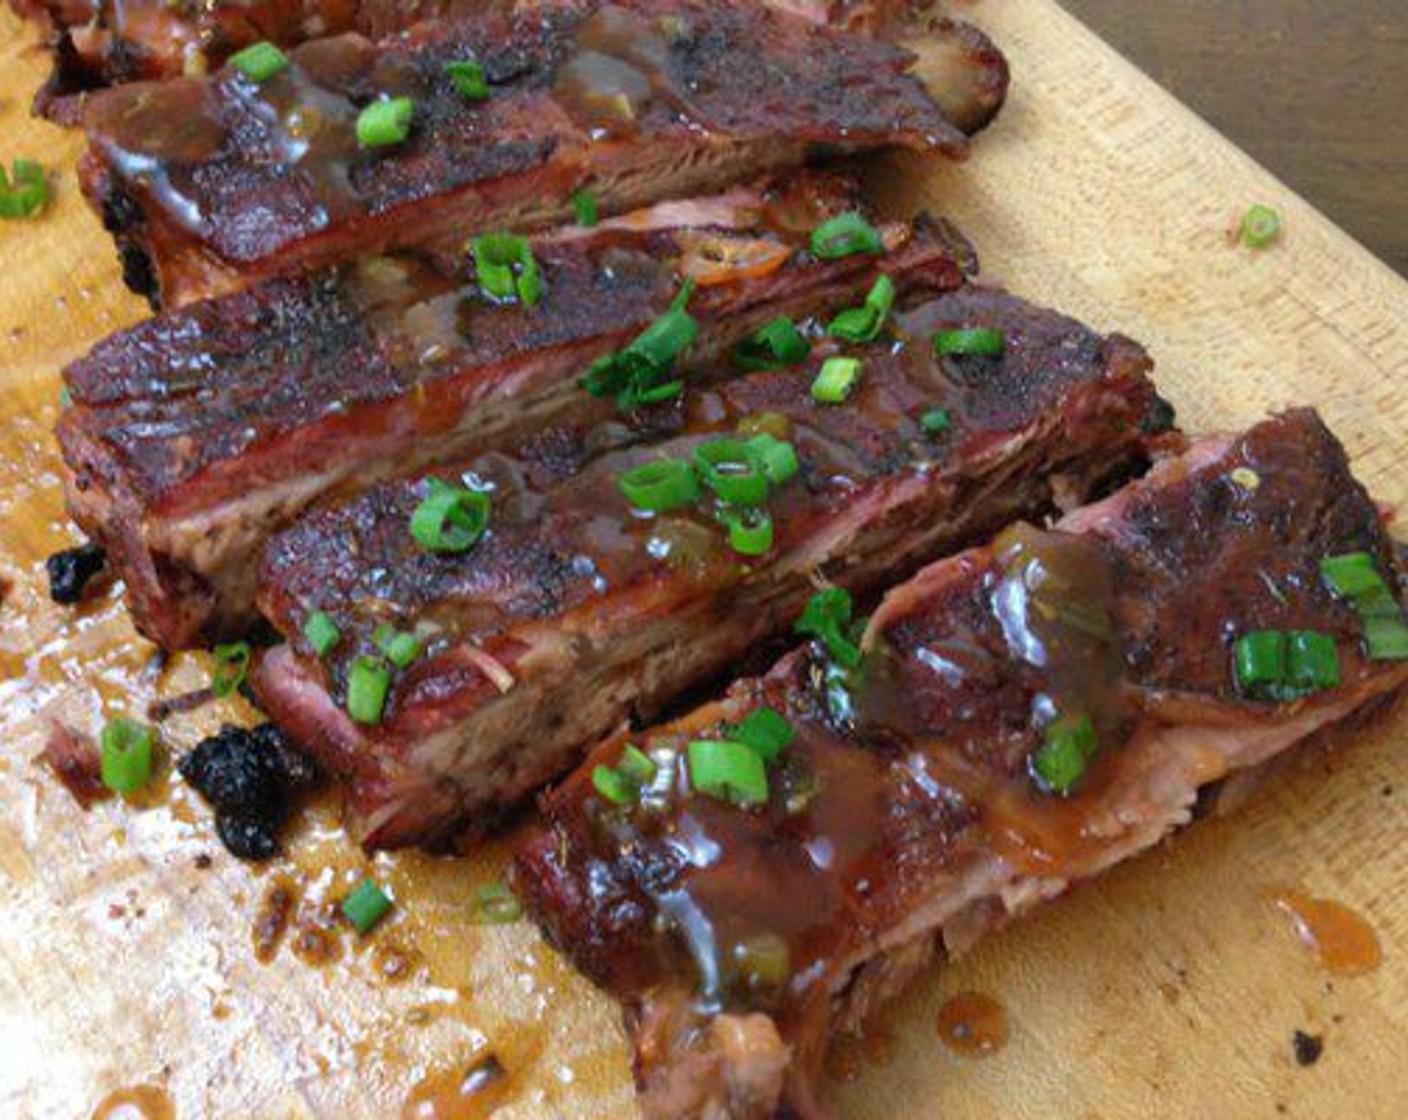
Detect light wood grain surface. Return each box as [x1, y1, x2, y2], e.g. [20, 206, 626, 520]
[3, 2, 1408, 1117]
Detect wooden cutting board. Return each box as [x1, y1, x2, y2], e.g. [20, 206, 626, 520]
[3, 2, 1408, 1117]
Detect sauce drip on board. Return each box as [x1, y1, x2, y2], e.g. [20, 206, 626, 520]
[402, 1051, 515, 1120]
[936, 991, 1009, 1058]
[90, 1085, 175, 1120]
[1270, 889, 1383, 976]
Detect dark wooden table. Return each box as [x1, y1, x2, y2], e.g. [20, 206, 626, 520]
[1061, 0, 1408, 276]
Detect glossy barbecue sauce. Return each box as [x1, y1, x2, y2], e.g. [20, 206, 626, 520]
[936, 991, 1009, 1058]
[1270, 889, 1383, 976]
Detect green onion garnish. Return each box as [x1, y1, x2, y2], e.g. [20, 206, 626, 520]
[592, 764, 635, 806]
[1241, 204, 1282, 249]
[934, 327, 1005, 357]
[731, 707, 794, 763]
[471, 232, 543, 307]
[0, 159, 48, 220]
[811, 356, 862, 404]
[695, 438, 770, 507]
[1234, 630, 1286, 696]
[591, 744, 658, 806]
[1234, 629, 1341, 700]
[582, 283, 698, 411]
[228, 41, 289, 83]
[211, 641, 251, 698]
[410, 478, 491, 553]
[687, 739, 769, 807]
[826, 273, 895, 344]
[356, 97, 414, 149]
[444, 59, 490, 101]
[722, 507, 774, 557]
[373, 624, 422, 669]
[470, 881, 523, 924]
[99, 718, 155, 794]
[304, 610, 341, 657]
[618, 458, 700, 513]
[809, 212, 884, 260]
[1031, 714, 1098, 795]
[795, 587, 862, 669]
[617, 743, 657, 785]
[1320, 552, 1385, 599]
[1286, 630, 1341, 693]
[347, 656, 391, 725]
[745, 433, 800, 486]
[342, 878, 393, 934]
[571, 187, 599, 227]
[920, 407, 952, 434]
[1365, 615, 1408, 661]
[732, 316, 810, 371]
[1319, 552, 1408, 661]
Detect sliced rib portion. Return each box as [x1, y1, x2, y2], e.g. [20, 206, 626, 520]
[514, 409, 1408, 1120]
[76, 0, 1006, 305]
[60, 177, 965, 649]
[252, 285, 1160, 850]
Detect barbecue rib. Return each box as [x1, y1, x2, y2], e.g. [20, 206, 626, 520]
[514, 409, 1408, 1120]
[74, 0, 1007, 306]
[58, 180, 971, 649]
[251, 285, 1160, 850]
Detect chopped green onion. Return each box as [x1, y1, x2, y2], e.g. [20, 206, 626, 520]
[617, 743, 657, 784]
[356, 97, 414, 149]
[582, 284, 698, 411]
[0, 159, 48, 220]
[591, 744, 658, 807]
[809, 212, 884, 260]
[471, 233, 542, 307]
[1234, 629, 1341, 700]
[731, 707, 794, 764]
[1241, 204, 1282, 249]
[570, 187, 599, 227]
[619, 458, 700, 513]
[1320, 552, 1387, 599]
[99, 718, 155, 794]
[592, 764, 634, 805]
[1285, 630, 1340, 693]
[342, 878, 393, 934]
[1365, 616, 1408, 661]
[210, 641, 251, 698]
[59, 386, 73, 410]
[687, 739, 769, 807]
[410, 478, 491, 553]
[228, 41, 289, 83]
[745, 433, 800, 486]
[695, 438, 769, 506]
[811, 356, 862, 404]
[444, 59, 490, 100]
[934, 327, 1005, 357]
[304, 610, 341, 657]
[373, 624, 422, 669]
[1233, 630, 1287, 697]
[732, 316, 810, 371]
[1031, 714, 1098, 795]
[722, 507, 774, 557]
[347, 656, 391, 725]
[826, 274, 895, 344]
[795, 587, 862, 669]
[920, 407, 952, 434]
[470, 881, 523, 924]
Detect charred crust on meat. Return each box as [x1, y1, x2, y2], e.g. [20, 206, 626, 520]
[46, 542, 108, 605]
[1142, 393, 1178, 436]
[1292, 1029, 1324, 1067]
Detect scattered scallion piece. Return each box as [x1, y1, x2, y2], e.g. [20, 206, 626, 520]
[920, 407, 952, 434]
[1320, 551, 1408, 661]
[1286, 630, 1341, 693]
[1241, 204, 1282, 249]
[373, 624, 422, 669]
[811, 356, 861, 404]
[0, 159, 48, 220]
[356, 96, 414, 149]
[472, 232, 543, 306]
[695, 438, 770, 507]
[304, 610, 341, 657]
[444, 59, 489, 100]
[592, 764, 635, 806]
[410, 478, 491, 553]
[619, 458, 700, 513]
[342, 878, 393, 934]
[795, 587, 862, 669]
[582, 283, 698, 410]
[592, 744, 658, 806]
[228, 41, 289, 83]
[1233, 628, 1341, 700]
[721, 506, 774, 557]
[809, 212, 884, 260]
[934, 327, 1005, 358]
[570, 186, 599, 227]
[470, 881, 523, 924]
[730, 707, 794, 763]
[99, 718, 155, 794]
[347, 656, 392, 725]
[1320, 552, 1385, 599]
[210, 640, 251, 698]
[688, 739, 769, 807]
[826, 273, 895, 344]
[745, 433, 800, 486]
[1031, 714, 1097, 795]
[732, 316, 810, 371]
[1234, 630, 1286, 696]
[1365, 615, 1408, 661]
